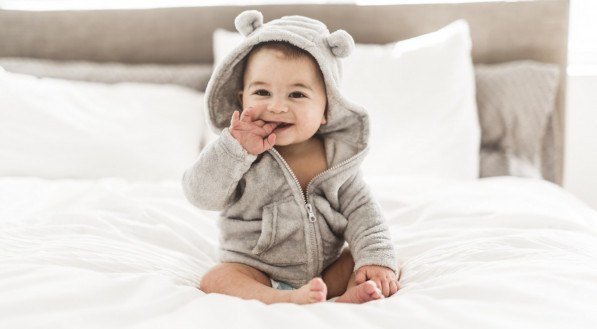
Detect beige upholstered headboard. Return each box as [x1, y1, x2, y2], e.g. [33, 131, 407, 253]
[0, 0, 569, 184]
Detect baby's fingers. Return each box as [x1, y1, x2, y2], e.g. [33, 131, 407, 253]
[230, 110, 240, 125]
[240, 107, 254, 123]
[354, 269, 367, 285]
[381, 278, 390, 297]
[389, 279, 399, 296]
[264, 133, 276, 150]
[233, 122, 271, 139]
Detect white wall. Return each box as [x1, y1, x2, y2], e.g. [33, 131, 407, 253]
[564, 74, 597, 211]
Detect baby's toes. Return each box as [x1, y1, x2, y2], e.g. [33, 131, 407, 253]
[309, 278, 326, 292]
[308, 278, 327, 302]
[308, 290, 327, 303]
[364, 280, 383, 299]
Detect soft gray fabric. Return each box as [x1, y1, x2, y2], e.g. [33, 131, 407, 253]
[475, 60, 560, 180]
[182, 10, 397, 288]
[0, 57, 213, 91]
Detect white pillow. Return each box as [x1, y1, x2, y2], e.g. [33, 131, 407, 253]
[213, 28, 244, 67]
[342, 20, 480, 180]
[212, 21, 480, 180]
[0, 69, 209, 181]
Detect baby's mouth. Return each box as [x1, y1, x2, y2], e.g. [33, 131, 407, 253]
[268, 121, 293, 129]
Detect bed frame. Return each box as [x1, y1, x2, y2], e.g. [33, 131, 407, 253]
[0, 0, 570, 184]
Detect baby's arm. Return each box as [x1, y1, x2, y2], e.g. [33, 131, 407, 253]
[182, 107, 278, 211]
[181, 127, 256, 211]
[339, 170, 399, 289]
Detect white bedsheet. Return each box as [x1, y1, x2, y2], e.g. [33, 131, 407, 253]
[1, 176, 596, 328]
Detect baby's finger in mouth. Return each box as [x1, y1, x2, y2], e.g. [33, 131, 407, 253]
[263, 121, 280, 134]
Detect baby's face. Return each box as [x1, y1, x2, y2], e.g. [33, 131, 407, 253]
[238, 48, 327, 147]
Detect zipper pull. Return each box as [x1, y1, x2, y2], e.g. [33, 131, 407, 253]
[305, 203, 316, 223]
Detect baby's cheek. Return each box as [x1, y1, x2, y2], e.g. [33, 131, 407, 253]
[244, 99, 267, 110]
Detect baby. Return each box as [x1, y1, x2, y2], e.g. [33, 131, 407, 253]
[182, 10, 399, 304]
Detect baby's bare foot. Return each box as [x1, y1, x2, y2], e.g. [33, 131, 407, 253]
[289, 277, 327, 304]
[335, 280, 384, 304]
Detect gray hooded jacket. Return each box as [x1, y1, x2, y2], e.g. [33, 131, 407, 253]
[182, 10, 397, 288]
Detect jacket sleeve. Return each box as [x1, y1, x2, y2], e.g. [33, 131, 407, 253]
[339, 170, 399, 274]
[181, 127, 257, 211]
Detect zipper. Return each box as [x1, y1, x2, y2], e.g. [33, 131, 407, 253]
[270, 146, 367, 205]
[305, 203, 316, 223]
[303, 150, 367, 199]
[269, 146, 367, 276]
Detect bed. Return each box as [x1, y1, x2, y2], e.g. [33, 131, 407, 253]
[2, 1, 597, 328]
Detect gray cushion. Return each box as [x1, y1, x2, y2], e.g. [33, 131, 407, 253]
[475, 60, 560, 179]
[0, 57, 213, 91]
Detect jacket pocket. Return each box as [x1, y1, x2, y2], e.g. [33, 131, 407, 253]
[251, 196, 307, 266]
[219, 217, 263, 256]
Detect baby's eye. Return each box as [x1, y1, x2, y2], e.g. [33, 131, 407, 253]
[254, 89, 270, 96]
[289, 92, 306, 98]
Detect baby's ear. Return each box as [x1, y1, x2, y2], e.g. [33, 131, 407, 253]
[326, 30, 355, 58]
[234, 10, 264, 37]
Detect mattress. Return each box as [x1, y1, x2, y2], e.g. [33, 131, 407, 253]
[1, 175, 596, 328]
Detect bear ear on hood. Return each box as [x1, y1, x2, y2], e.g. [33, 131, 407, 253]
[234, 10, 264, 37]
[326, 29, 355, 58]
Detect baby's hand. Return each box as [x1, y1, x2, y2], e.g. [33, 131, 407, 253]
[229, 107, 279, 155]
[354, 265, 400, 297]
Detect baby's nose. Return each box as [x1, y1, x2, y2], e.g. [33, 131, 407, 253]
[267, 98, 289, 113]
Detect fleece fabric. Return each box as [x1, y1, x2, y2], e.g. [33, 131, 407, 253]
[182, 10, 397, 288]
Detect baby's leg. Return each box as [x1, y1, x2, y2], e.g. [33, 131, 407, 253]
[200, 262, 327, 305]
[321, 247, 355, 298]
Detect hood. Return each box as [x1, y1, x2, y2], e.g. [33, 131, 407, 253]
[205, 10, 370, 161]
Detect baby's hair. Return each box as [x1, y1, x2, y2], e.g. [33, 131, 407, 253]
[238, 40, 328, 119]
[251, 41, 313, 60]
[254, 41, 304, 58]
